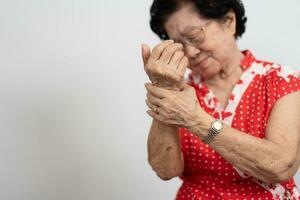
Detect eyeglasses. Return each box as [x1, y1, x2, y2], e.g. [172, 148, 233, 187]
[179, 21, 212, 48]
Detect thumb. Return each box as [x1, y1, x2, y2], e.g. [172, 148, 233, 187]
[141, 43, 151, 65]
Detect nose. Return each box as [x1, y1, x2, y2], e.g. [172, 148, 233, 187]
[184, 44, 201, 59]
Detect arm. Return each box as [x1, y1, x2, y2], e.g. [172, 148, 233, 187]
[147, 83, 184, 180]
[147, 119, 184, 180]
[142, 41, 188, 180]
[190, 92, 300, 183]
[145, 84, 300, 184]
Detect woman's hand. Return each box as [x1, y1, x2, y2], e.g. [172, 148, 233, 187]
[145, 83, 206, 129]
[141, 40, 188, 89]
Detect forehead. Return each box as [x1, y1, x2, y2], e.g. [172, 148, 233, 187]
[164, 3, 207, 37]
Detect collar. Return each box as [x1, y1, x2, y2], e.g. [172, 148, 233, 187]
[240, 50, 256, 72]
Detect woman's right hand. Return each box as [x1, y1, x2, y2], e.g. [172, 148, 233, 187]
[141, 40, 188, 89]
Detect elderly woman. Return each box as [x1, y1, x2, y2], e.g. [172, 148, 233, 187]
[141, 0, 300, 199]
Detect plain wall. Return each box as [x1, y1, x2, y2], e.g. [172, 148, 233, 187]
[0, 0, 299, 199]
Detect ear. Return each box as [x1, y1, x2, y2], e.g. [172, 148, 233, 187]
[224, 9, 236, 36]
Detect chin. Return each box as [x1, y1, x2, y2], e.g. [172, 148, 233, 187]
[200, 72, 216, 80]
[192, 67, 220, 80]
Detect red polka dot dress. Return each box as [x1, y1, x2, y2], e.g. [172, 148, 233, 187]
[176, 50, 300, 200]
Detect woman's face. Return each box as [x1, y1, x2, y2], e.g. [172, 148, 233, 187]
[164, 2, 237, 80]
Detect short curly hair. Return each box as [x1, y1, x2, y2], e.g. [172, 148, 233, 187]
[150, 0, 247, 40]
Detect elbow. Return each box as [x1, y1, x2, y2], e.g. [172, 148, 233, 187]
[156, 164, 184, 181]
[156, 172, 178, 181]
[148, 158, 184, 181]
[264, 171, 294, 184]
[271, 164, 295, 183]
[262, 173, 292, 184]
[258, 156, 296, 184]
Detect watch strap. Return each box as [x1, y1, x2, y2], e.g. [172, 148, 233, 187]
[203, 120, 223, 144]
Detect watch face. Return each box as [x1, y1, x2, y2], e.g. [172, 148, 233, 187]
[213, 121, 223, 130]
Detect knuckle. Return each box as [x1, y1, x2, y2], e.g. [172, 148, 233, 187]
[172, 43, 182, 51]
[174, 43, 183, 48]
[177, 51, 184, 57]
[162, 48, 172, 57]
[174, 74, 183, 82]
[165, 44, 179, 53]
[153, 45, 163, 53]
[180, 57, 189, 67]
[173, 51, 182, 58]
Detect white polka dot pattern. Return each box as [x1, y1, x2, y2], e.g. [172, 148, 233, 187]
[176, 50, 300, 200]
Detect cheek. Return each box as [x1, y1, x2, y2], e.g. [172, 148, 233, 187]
[207, 58, 222, 73]
[207, 38, 229, 66]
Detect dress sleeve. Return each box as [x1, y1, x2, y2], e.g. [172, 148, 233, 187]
[271, 66, 300, 102]
[264, 65, 300, 121]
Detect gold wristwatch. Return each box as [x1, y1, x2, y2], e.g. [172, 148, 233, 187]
[203, 120, 223, 144]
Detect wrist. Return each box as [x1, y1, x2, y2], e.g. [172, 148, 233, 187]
[154, 81, 183, 91]
[188, 109, 214, 140]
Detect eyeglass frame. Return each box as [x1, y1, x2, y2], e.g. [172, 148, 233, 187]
[177, 21, 212, 48]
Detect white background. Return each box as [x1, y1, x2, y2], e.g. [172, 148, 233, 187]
[0, 0, 299, 199]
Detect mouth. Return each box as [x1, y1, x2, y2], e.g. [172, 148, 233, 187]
[192, 56, 210, 69]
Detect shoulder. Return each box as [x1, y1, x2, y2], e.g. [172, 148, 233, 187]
[249, 60, 300, 111]
[250, 58, 299, 77]
[252, 58, 300, 79]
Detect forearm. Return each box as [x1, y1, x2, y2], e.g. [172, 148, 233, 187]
[147, 119, 183, 180]
[190, 113, 295, 183]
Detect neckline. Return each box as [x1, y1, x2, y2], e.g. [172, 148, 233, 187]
[189, 50, 256, 118]
[189, 50, 255, 85]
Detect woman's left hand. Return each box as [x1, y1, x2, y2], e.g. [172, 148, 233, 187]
[145, 83, 206, 128]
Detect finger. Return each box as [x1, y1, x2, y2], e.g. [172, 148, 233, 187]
[141, 44, 151, 65]
[145, 99, 158, 111]
[147, 92, 163, 107]
[147, 110, 174, 126]
[145, 83, 171, 98]
[146, 110, 164, 121]
[177, 56, 189, 74]
[159, 43, 183, 64]
[151, 40, 174, 60]
[169, 50, 185, 68]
